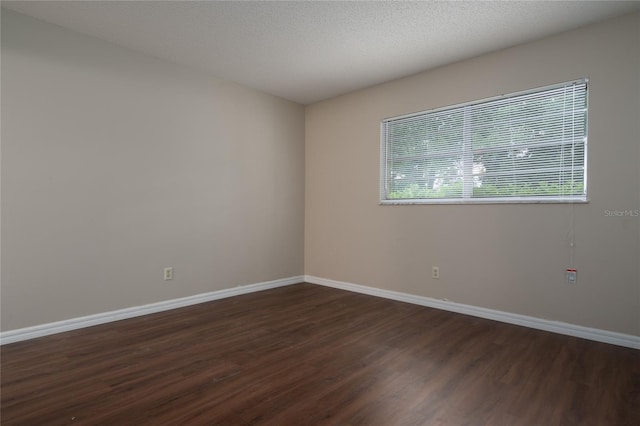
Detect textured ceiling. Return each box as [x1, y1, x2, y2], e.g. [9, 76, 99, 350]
[3, 1, 639, 104]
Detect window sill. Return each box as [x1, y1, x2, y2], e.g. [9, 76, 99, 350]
[379, 197, 590, 205]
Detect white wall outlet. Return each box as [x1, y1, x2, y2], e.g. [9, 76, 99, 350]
[566, 268, 577, 284]
[164, 267, 173, 281]
[432, 266, 440, 279]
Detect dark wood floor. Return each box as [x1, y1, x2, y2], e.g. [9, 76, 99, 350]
[1, 283, 639, 425]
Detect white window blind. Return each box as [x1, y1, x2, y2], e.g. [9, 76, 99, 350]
[380, 79, 588, 204]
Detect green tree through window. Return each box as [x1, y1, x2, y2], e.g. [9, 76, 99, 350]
[381, 80, 587, 203]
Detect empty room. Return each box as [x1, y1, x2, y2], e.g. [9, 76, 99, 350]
[1, 1, 639, 425]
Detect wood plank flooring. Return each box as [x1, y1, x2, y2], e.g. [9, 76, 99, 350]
[2, 283, 639, 425]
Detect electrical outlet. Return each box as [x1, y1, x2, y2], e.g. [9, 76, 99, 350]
[164, 267, 173, 281]
[432, 266, 440, 279]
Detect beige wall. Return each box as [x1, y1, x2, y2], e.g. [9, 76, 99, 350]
[305, 13, 640, 336]
[2, 9, 639, 338]
[1, 10, 305, 330]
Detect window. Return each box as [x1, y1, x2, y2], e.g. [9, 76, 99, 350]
[380, 79, 588, 204]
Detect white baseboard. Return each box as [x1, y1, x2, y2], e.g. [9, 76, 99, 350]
[0, 276, 303, 345]
[304, 275, 640, 350]
[4, 275, 638, 350]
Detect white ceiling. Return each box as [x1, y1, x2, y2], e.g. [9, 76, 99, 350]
[3, 1, 639, 104]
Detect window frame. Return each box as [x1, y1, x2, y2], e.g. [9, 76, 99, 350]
[380, 79, 589, 205]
